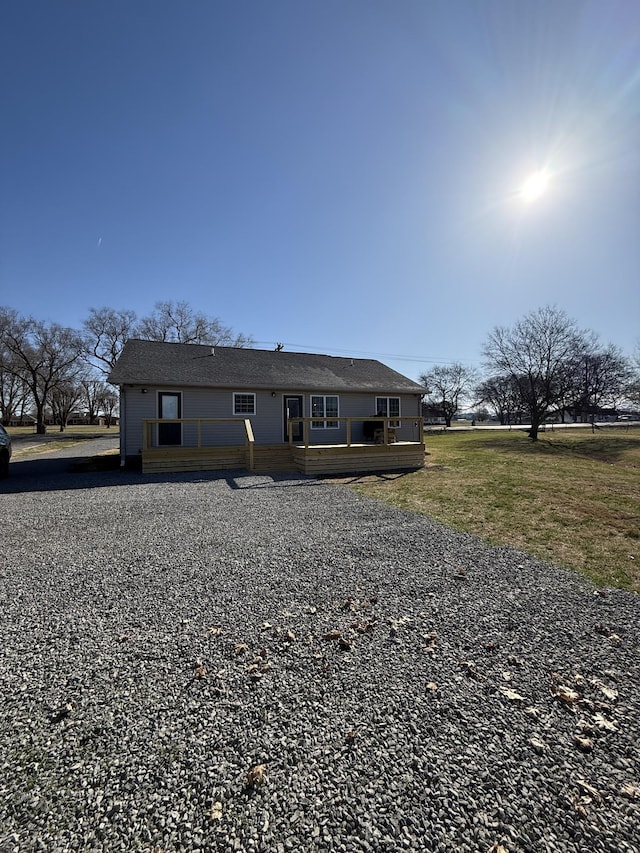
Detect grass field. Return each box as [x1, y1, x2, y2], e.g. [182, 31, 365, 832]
[7, 425, 118, 438]
[8, 425, 120, 459]
[334, 427, 640, 592]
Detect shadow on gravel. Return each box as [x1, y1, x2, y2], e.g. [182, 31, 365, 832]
[1, 460, 317, 495]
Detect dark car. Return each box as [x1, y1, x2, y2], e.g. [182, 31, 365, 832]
[0, 425, 12, 477]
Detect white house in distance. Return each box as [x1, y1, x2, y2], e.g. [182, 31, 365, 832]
[108, 339, 427, 476]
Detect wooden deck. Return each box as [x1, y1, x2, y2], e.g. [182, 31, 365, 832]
[142, 441, 425, 475]
[141, 417, 425, 475]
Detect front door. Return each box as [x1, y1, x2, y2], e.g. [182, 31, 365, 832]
[284, 396, 303, 442]
[158, 392, 182, 446]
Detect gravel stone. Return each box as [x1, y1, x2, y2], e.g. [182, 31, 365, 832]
[1, 456, 639, 852]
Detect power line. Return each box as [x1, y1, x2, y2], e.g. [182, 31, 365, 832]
[251, 341, 473, 366]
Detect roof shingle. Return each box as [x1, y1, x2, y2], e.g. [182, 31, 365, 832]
[108, 340, 425, 395]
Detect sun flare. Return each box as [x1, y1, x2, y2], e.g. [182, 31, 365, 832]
[520, 170, 550, 202]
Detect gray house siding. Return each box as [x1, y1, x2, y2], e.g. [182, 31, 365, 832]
[121, 385, 422, 458]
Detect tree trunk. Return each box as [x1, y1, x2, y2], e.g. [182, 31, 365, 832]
[35, 406, 46, 434]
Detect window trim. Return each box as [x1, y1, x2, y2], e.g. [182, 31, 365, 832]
[233, 392, 256, 416]
[310, 394, 339, 429]
[375, 396, 401, 427]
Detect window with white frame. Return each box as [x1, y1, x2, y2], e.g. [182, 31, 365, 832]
[375, 396, 400, 427]
[233, 392, 256, 415]
[311, 395, 339, 429]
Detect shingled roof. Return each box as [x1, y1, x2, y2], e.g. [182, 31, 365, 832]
[108, 340, 425, 395]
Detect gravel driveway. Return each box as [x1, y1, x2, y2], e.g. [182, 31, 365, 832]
[1, 458, 638, 853]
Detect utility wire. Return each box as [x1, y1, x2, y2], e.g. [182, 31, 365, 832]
[252, 341, 472, 366]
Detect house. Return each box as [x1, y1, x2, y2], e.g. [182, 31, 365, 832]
[108, 339, 427, 475]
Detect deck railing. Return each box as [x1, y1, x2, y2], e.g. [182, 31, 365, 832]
[287, 416, 424, 448]
[142, 418, 255, 468]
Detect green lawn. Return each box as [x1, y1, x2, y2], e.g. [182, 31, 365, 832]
[334, 427, 640, 592]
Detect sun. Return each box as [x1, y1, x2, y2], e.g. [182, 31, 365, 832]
[520, 170, 550, 202]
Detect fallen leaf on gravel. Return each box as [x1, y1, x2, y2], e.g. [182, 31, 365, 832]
[620, 783, 638, 799]
[285, 630, 296, 642]
[501, 671, 512, 681]
[487, 842, 508, 853]
[574, 735, 594, 753]
[572, 796, 589, 818]
[234, 643, 249, 655]
[590, 680, 618, 702]
[207, 626, 222, 636]
[594, 713, 618, 732]
[554, 685, 580, 705]
[460, 660, 485, 680]
[246, 764, 266, 788]
[499, 687, 524, 702]
[323, 630, 341, 641]
[525, 706, 541, 718]
[247, 662, 269, 680]
[529, 737, 545, 754]
[194, 662, 208, 678]
[421, 631, 438, 655]
[338, 637, 352, 651]
[209, 801, 223, 821]
[49, 702, 74, 723]
[576, 779, 603, 804]
[261, 622, 273, 631]
[350, 621, 375, 634]
[426, 682, 437, 692]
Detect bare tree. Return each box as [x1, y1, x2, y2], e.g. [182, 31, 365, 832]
[80, 375, 111, 424]
[0, 357, 30, 426]
[483, 306, 587, 440]
[0, 309, 86, 434]
[99, 388, 119, 427]
[137, 300, 253, 347]
[50, 381, 83, 432]
[475, 374, 523, 425]
[83, 307, 139, 376]
[419, 362, 477, 428]
[566, 342, 633, 421]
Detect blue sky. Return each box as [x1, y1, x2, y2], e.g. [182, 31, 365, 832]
[1, 0, 638, 380]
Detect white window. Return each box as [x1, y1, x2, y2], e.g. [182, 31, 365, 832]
[233, 393, 256, 415]
[311, 395, 339, 429]
[375, 396, 400, 427]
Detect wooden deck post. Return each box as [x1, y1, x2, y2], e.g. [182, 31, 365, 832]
[245, 419, 255, 470]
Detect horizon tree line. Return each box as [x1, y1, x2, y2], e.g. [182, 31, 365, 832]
[0, 301, 254, 433]
[1, 302, 638, 440]
[420, 306, 639, 440]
